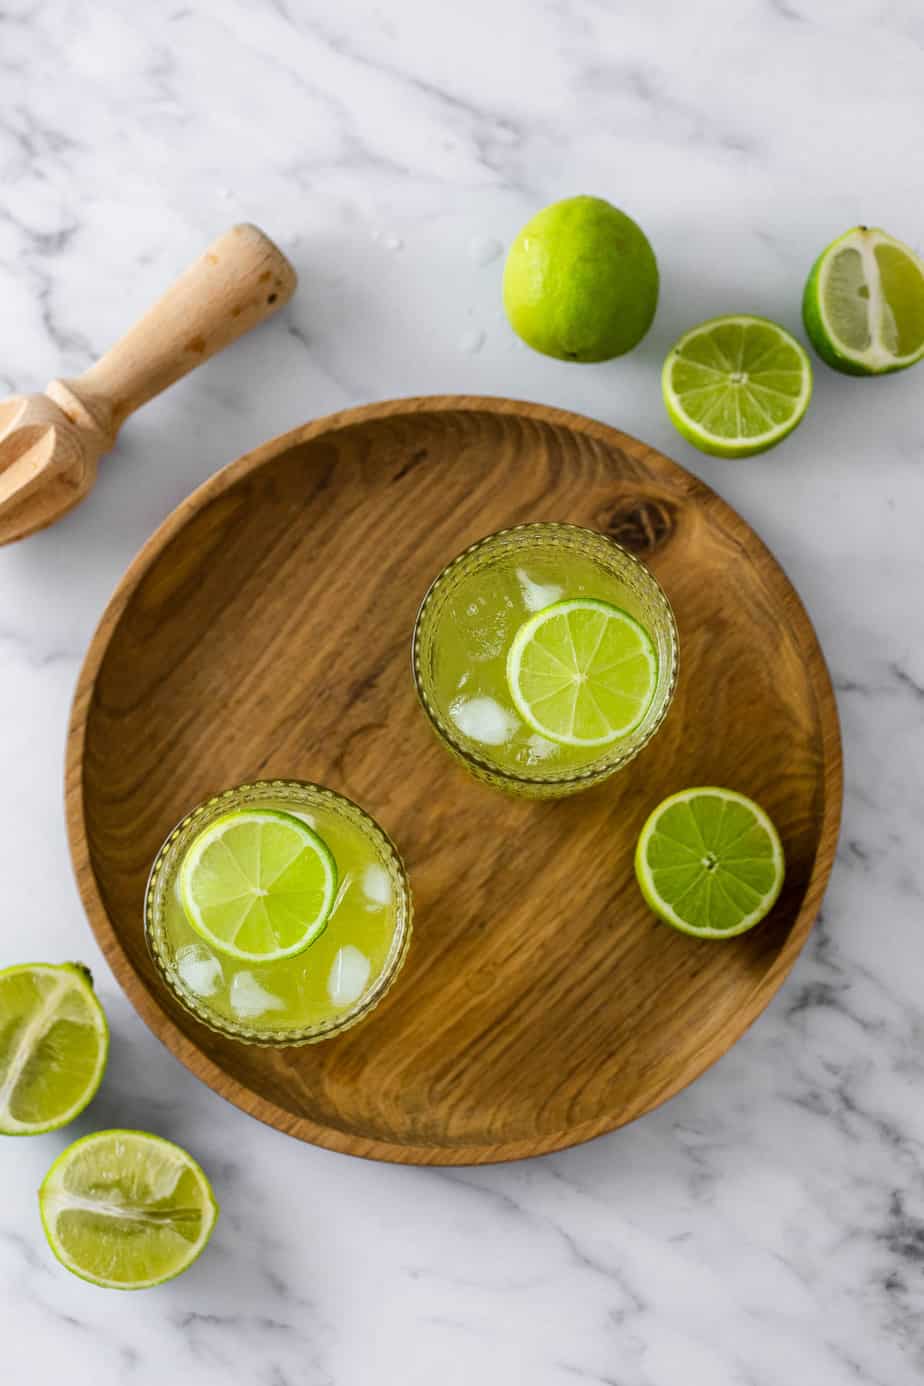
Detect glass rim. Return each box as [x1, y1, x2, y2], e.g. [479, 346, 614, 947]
[411, 522, 679, 790]
[144, 778, 413, 1047]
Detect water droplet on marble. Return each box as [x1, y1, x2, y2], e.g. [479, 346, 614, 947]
[459, 328, 485, 354]
[469, 235, 503, 266]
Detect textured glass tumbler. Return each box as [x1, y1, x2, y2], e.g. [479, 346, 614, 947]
[412, 523, 679, 797]
[145, 779, 412, 1046]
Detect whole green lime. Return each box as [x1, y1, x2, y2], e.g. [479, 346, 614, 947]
[503, 196, 659, 362]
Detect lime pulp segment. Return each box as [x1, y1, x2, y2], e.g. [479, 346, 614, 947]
[39, 1129, 219, 1290]
[0, 963, 109, 1136]
[179, 809, 338, 963]
[506, 598, 658, 747]
[635, 787, 785, 938]
[802, 227, 924, 374]
[662, 315, 812, 457]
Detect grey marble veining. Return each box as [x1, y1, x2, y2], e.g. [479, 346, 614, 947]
[1, 1, 923, 1382]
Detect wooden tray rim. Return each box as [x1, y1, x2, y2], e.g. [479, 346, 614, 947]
[65, 394, 843, 1165]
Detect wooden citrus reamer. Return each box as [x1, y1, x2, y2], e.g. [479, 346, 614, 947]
[0, 223, 297, 545]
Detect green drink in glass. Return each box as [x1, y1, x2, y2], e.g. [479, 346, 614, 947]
[145, 780, 412, 1044]
[413, 524, 678, 796]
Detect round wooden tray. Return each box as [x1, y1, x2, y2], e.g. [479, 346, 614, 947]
[66, 397, 842, 1165]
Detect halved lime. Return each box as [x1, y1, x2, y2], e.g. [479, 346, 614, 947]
[179, 809, 338, 963]
[662, 315, 812, 457]
[506, 598, 658, 748]
[802, 226, 924, 375]
[39, 1129, 218, 1290]
[0, 963, 109, 1136]
[635, 787, 785, 938]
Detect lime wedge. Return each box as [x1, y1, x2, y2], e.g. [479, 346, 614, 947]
[506, 598, 658, 747]
[39, 1129, 218, 1290]
[0, 963, 109, 1136]
[635, 787, 785, 938]
[662, 314, 812, 457]
[179, 809, 338, 964]
[802, 226, 924, 375]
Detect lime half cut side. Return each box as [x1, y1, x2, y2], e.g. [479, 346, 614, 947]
[635, 787, 785, 938]
[662, 315, 812, 457]
[179, 809, 338, 964]
[506, 598, 658, 748]
[802, 226, 924, 375]
[0, 963, 109, 1136]
[39, 1129, 219, 1290]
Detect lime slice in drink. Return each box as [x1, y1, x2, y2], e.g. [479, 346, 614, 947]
[0, 963, 109, 1136]
[635, 787, 785, 938]
[179, 809, 338, 963]
[506, 598, 658, 748]
[662, 314, 812, 457]
[39, 1129, 219, 1290]
[802, 226, 924, 375]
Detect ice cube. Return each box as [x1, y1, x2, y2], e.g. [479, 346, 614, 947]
[363, 864, 392, 909]
[327, 947, 372, 1006]
[526, 733, 558, 762]
[516, 568, 564, 613]
[229, 971, 285, 1018]
[450, 696, 518, 746]
[176, 945, 222, 998]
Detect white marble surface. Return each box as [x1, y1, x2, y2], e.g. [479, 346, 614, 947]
[2, 1, 923, 1381]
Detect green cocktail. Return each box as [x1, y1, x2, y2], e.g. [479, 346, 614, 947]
[413, 524, 678, 796]
[145, 780, 412, 1044]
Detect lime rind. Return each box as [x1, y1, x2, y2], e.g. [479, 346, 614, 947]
[506, 598, 658, 747]
[662, 314, 813, 458]
[179, 809, 338, 964]
[635, 787, 785, 938]
[802, 226, 924, 376]
[39, 1129, 219, 1291]
[0, 962, 109, 1137]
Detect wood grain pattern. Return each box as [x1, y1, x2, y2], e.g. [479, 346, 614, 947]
[65, 397, 842, 1165]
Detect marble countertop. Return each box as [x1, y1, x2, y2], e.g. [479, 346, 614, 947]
[2, 2, 923, 1382]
